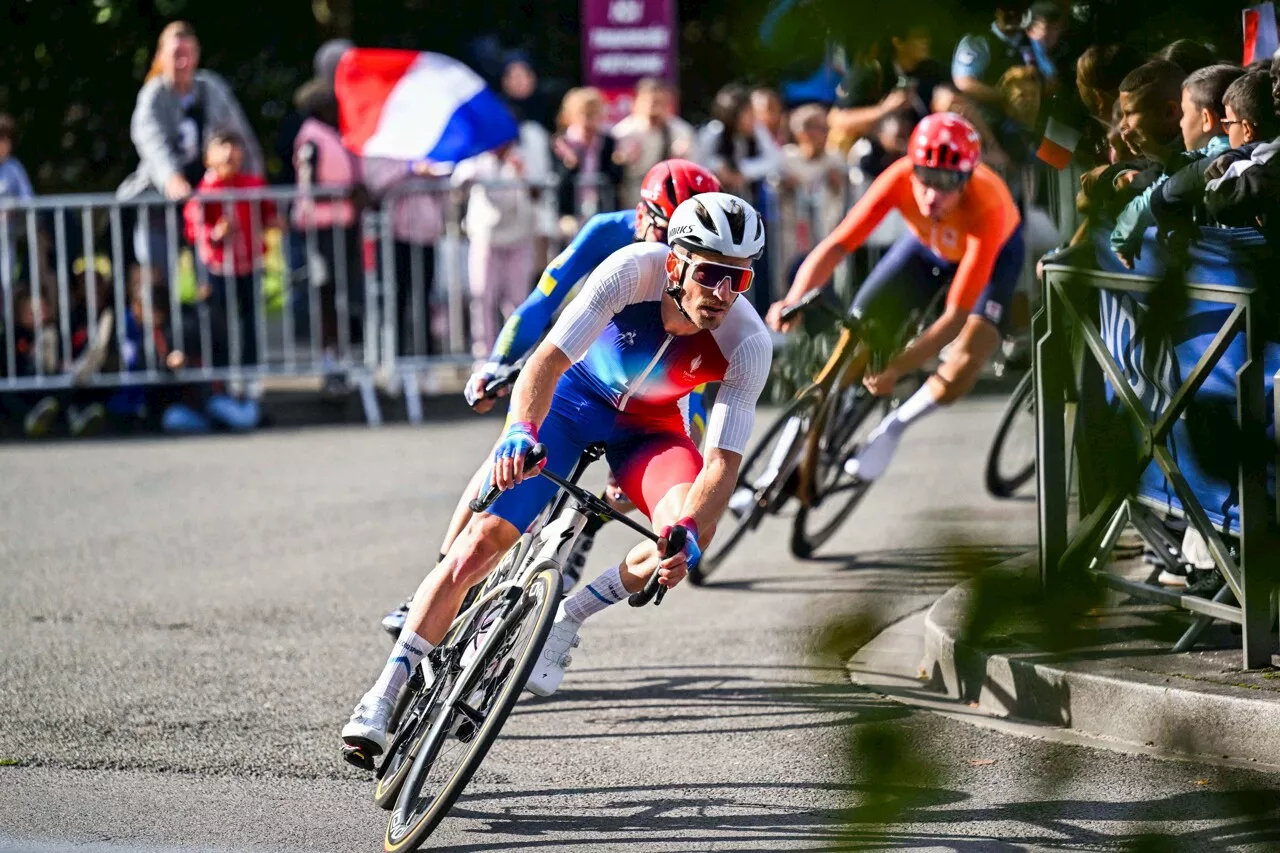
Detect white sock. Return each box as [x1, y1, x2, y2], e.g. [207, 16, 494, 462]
[366, 630, 433, 705]
[563, 564, 627, 623]
[848, 384, 942, 481]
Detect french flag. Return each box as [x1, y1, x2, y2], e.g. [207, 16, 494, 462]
[335, 48, 518, 165]
[1243, 3, 1279, 65]
[1036, 117, 1083, 170]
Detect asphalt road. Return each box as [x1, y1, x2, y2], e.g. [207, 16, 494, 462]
[2, 396, 1279, 852]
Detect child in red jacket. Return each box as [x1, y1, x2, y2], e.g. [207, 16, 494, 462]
[183, 131, 276, 371]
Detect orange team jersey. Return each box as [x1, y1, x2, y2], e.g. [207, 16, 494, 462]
[833, 157, 1021, 312]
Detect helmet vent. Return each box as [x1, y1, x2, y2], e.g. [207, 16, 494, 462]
[725, 200, 746, 244]
[693, 200, 718, 234]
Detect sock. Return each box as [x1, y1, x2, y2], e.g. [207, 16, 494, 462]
[849, 384, 942, 481]
[563, 564, 627, 623]
[366, 630, 433, 706]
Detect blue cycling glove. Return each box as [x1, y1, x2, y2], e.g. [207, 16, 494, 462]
[661, 516, 702, 573]
[491, 420, 543, 489]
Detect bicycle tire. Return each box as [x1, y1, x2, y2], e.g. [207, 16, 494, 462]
[790, 386, 888, 559]
[691, 388, 823, 585]
[985, 371, 1036, 498]
[383, 565, 561, 852]
[373, 663, 443, 810]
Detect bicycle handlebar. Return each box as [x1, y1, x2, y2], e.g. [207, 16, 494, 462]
[468, 444, 548, 513]
[482, 364, 521, 400]
[779, 287, 830, 324]
[468, 442, 686, 607]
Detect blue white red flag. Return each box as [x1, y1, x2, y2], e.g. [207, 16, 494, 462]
[335, 49, 518, 165]
[1243, 3, 1278, 65]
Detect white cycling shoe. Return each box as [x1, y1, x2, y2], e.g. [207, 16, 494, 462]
[842, 426, 902, 483]
[727, 486, 756, 518]
[525, 607, 582, 697]
[341, 695, 395, 761]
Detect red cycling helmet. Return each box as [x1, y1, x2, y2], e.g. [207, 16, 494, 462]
[639, 159, 721, 221]
[909, 112, 982, 174]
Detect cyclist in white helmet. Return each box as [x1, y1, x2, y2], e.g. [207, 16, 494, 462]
[342, 193, 772, 761]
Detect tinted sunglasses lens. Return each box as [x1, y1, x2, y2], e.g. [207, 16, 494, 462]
[690, 261, 753, 293]
[914, 166, 968, 192]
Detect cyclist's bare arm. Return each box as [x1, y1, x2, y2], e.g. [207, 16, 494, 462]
[678, 447, 742, 537]
[768, 168, 898, 331]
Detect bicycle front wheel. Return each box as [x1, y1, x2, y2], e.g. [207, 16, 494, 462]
[790, 384, 888, 559]
[692, 388, 822, 585]
[384, 565, 561, 852]
[985, 371, 1036, 498]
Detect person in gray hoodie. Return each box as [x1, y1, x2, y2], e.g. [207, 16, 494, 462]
[117, 21, 262, 277]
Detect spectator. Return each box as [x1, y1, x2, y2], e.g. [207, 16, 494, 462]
[274, 39, 352, 185]
[0, 286, 60, 437]
[704, 84, 783, 314]
[117, 21, 263, 278]
[0, 114, 34, 202]
[1204, 63, 1280, 236]
[453, 133, 548, 357]
[952, 1, 1038, 111]
[501, 52, 554, 130]
[780, 105, 846, 272]
[552, 87, 623, 233]
[611, 79, 699, 208]
[1027, 1, 1069, 86]
[752, 86, 789, 146]
[1219, 71, 1280, 149]
[829, 23, 945, 152]
[1116, 60, 1187, 168]
[364, 157, 445, 357]
[1111, 64, 1242, 266]
[704, 85, 784, 196]
[1149, 65, 1247, 240]
[1155, 39, 1217, 76]
[850, 110, 912, 179]
[292, 79, 365, 394]
[1075, 43, 1145, 165]
[183, 131, 276, 373]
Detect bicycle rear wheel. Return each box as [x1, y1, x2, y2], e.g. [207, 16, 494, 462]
[692, 388, 822, 585]
[383, 566, 561, 852]
[985, 371, 1036, 498]
[790, 384, 888, 559]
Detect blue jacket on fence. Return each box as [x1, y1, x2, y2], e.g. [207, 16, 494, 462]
[1109, 135, 1231, 262]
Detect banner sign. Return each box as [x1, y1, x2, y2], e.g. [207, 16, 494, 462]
[582, 0, 678, 122]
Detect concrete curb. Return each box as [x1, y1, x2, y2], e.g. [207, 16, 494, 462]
[921, 552, 1280, 765]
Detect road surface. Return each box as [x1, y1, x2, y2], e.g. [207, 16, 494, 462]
[2, 396, 1278, 852]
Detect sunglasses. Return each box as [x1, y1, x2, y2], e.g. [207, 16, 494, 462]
[913, 165, 970, 193]
[642, 202, 670, 237]
[684, 256, 754, 294]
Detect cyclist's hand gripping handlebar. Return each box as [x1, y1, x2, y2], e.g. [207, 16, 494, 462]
[469, 444, 548, 513]
[627, 524, 688, 608]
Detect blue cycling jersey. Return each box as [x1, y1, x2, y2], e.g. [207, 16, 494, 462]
[486, 209, 708, 434]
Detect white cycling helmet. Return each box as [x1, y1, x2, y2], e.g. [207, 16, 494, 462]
[667, 192, 765, 260]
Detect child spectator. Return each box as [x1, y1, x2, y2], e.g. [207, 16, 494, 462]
[780, 105, 846, 288]
[453, 135, 547, 357]
[1116, 60, 1187, 168]
[183, 131, 276, 372]
[1112, 64, 1243, 266]
[1156, 39, 1217, 77]
[1205, 69, 1280, 235]
[0, 114, 34, 202]
[1075, 44, 1145, 166]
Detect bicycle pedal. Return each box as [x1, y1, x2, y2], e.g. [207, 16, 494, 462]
[342, 744, 377, 772]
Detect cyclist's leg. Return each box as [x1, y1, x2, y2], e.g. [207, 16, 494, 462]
[345, 393, 598, 744]
[849, 232, 948, 344]
[846, 226, 1024, 482]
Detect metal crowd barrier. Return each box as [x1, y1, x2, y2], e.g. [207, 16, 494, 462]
[1037, 253, 1278, 669]
[0, 174, 615, 427]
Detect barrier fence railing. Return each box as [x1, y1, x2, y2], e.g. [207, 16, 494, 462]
[0, 161, 1069, 429]
[1037, 256, 1278, 669]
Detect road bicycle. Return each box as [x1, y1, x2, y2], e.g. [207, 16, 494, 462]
[690, 287, 938, 584]
[357, 441, 685, 852]
[984, 368, 1036, 498]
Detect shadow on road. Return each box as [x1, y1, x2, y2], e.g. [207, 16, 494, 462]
[438, 780, 1280, 852]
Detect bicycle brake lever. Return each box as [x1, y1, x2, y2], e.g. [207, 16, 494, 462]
[627, 525, 687, 607]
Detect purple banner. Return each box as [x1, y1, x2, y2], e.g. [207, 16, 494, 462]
[582, 0, 677, 90]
